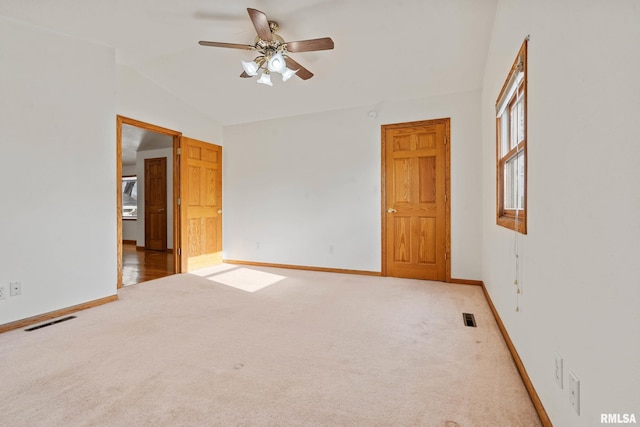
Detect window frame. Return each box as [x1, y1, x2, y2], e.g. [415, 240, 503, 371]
[496, 39, 528, 234]
[121, 175, 138, 220]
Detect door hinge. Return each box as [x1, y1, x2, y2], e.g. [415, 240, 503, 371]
[445, 252, 448, 260]
[177, 148, 181, 155]
[444, 135, 448, 145]
[177, 197, 181, 206]
[177, 248, 181, 256]
[444, 194, 447, 202]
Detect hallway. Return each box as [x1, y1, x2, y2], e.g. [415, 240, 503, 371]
[122, 242, 174, 286]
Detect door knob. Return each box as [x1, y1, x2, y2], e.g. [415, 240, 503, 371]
[387, 208, 397, 213]
[158, 208, 165, 212]
[217, 209, 223, 214]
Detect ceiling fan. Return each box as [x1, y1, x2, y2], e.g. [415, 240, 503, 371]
[198, 8, 334, 85]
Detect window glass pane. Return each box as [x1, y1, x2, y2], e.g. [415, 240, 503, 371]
[510, 104, 517, 150]
[517, 152, 525, 209]
[504, 151, 525, 210]
[509, 99, 523, 150]
[501, 111, 509, 157]
[122, 177, 138, 218]
[517, 95, 525, 143]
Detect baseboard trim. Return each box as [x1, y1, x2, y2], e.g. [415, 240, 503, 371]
[450, 278, 483, 286]
[130, 245, 173, 253]
[222, 261, 486, 283]
[223, 259, 381, 277]
[122, 239, 136, 245]
[481, 283, 552, 426]
[0, 295, 119, 334]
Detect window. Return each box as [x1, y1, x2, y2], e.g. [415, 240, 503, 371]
[122, 176, 138, 219]
[496, 39, 527, 234]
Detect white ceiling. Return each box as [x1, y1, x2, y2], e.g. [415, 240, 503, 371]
[0, 0, 497, 126]
[121, 124, 173, 166]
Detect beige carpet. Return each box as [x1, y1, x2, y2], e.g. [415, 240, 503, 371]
[0, 265, 541, 426]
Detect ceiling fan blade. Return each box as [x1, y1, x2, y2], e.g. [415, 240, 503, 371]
[285, 37, 334, 53]
[284, 57, 314, 80]
[247, 8, 273, 41]
[199, 41, 253, 50]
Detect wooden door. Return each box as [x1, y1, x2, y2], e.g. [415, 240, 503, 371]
[179, 137, 222, 272]
[382, 119, 450, 281]
[144, 157, 167, 251]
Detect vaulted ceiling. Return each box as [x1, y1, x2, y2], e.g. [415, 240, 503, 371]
[0, 0, 497, 126]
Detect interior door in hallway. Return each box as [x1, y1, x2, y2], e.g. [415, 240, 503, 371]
[382, 119, 450, 281]
[144, 157, 167, 251]
[179, 137, 222, 272]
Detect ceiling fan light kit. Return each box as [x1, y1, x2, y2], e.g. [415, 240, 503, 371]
[281, 67, 298, 82]
[198, 8, 334, 86]
[256, 71, 273, 86]
[241, 60, 259, 76]
[267, 52, 286, 73]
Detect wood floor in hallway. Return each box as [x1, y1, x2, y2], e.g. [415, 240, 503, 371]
[122, 242, 174, 286]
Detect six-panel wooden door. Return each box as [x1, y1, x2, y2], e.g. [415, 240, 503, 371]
[179, 137, 223, 272]
[382, 119, 450, 281]
[144, 157, 167, 251]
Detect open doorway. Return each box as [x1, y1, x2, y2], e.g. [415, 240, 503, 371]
[116, 116, 181, 288]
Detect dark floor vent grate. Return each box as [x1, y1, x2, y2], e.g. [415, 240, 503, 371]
[25, 316, 77, 332]
[463, 313, 477, 327]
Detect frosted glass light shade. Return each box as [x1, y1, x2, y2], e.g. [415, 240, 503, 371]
[241, 60, 259, 77]
[267, 52, 286, 73]
[257, 72, 273, 86]
[281, 67, 298, 82]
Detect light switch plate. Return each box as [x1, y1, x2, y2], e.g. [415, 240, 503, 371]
[554, 353, 563, 389]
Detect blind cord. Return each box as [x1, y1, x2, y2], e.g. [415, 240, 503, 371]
[514, 99, 522, 313]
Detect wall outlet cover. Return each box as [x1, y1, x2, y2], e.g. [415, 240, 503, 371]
[569, 370, 580, 415]
[10, 282, 21, 296]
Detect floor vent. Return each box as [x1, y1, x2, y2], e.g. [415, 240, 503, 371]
[25, 316, 77, 332]
[463, 313, 477, 327]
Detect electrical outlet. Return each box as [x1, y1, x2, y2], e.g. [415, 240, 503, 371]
[554, 353, 563, 389]
[0, 285, 6, 300]
[10, 282, 21, 296]
[569, 371, 580, 415]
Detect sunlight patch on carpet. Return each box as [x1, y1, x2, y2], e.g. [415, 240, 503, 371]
[191, 265, 286, 292]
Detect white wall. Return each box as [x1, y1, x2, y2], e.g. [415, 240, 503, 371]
[116, 64, 222, 144]
[223, 90, 483, 278]
[122, 164, 137, 176]
[481, 1, 640, 425]
[122, 219, 138, 242]
[0, 18, 223, 326]
[0, 17, 116, 324]
[135, 148, 174, 249]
